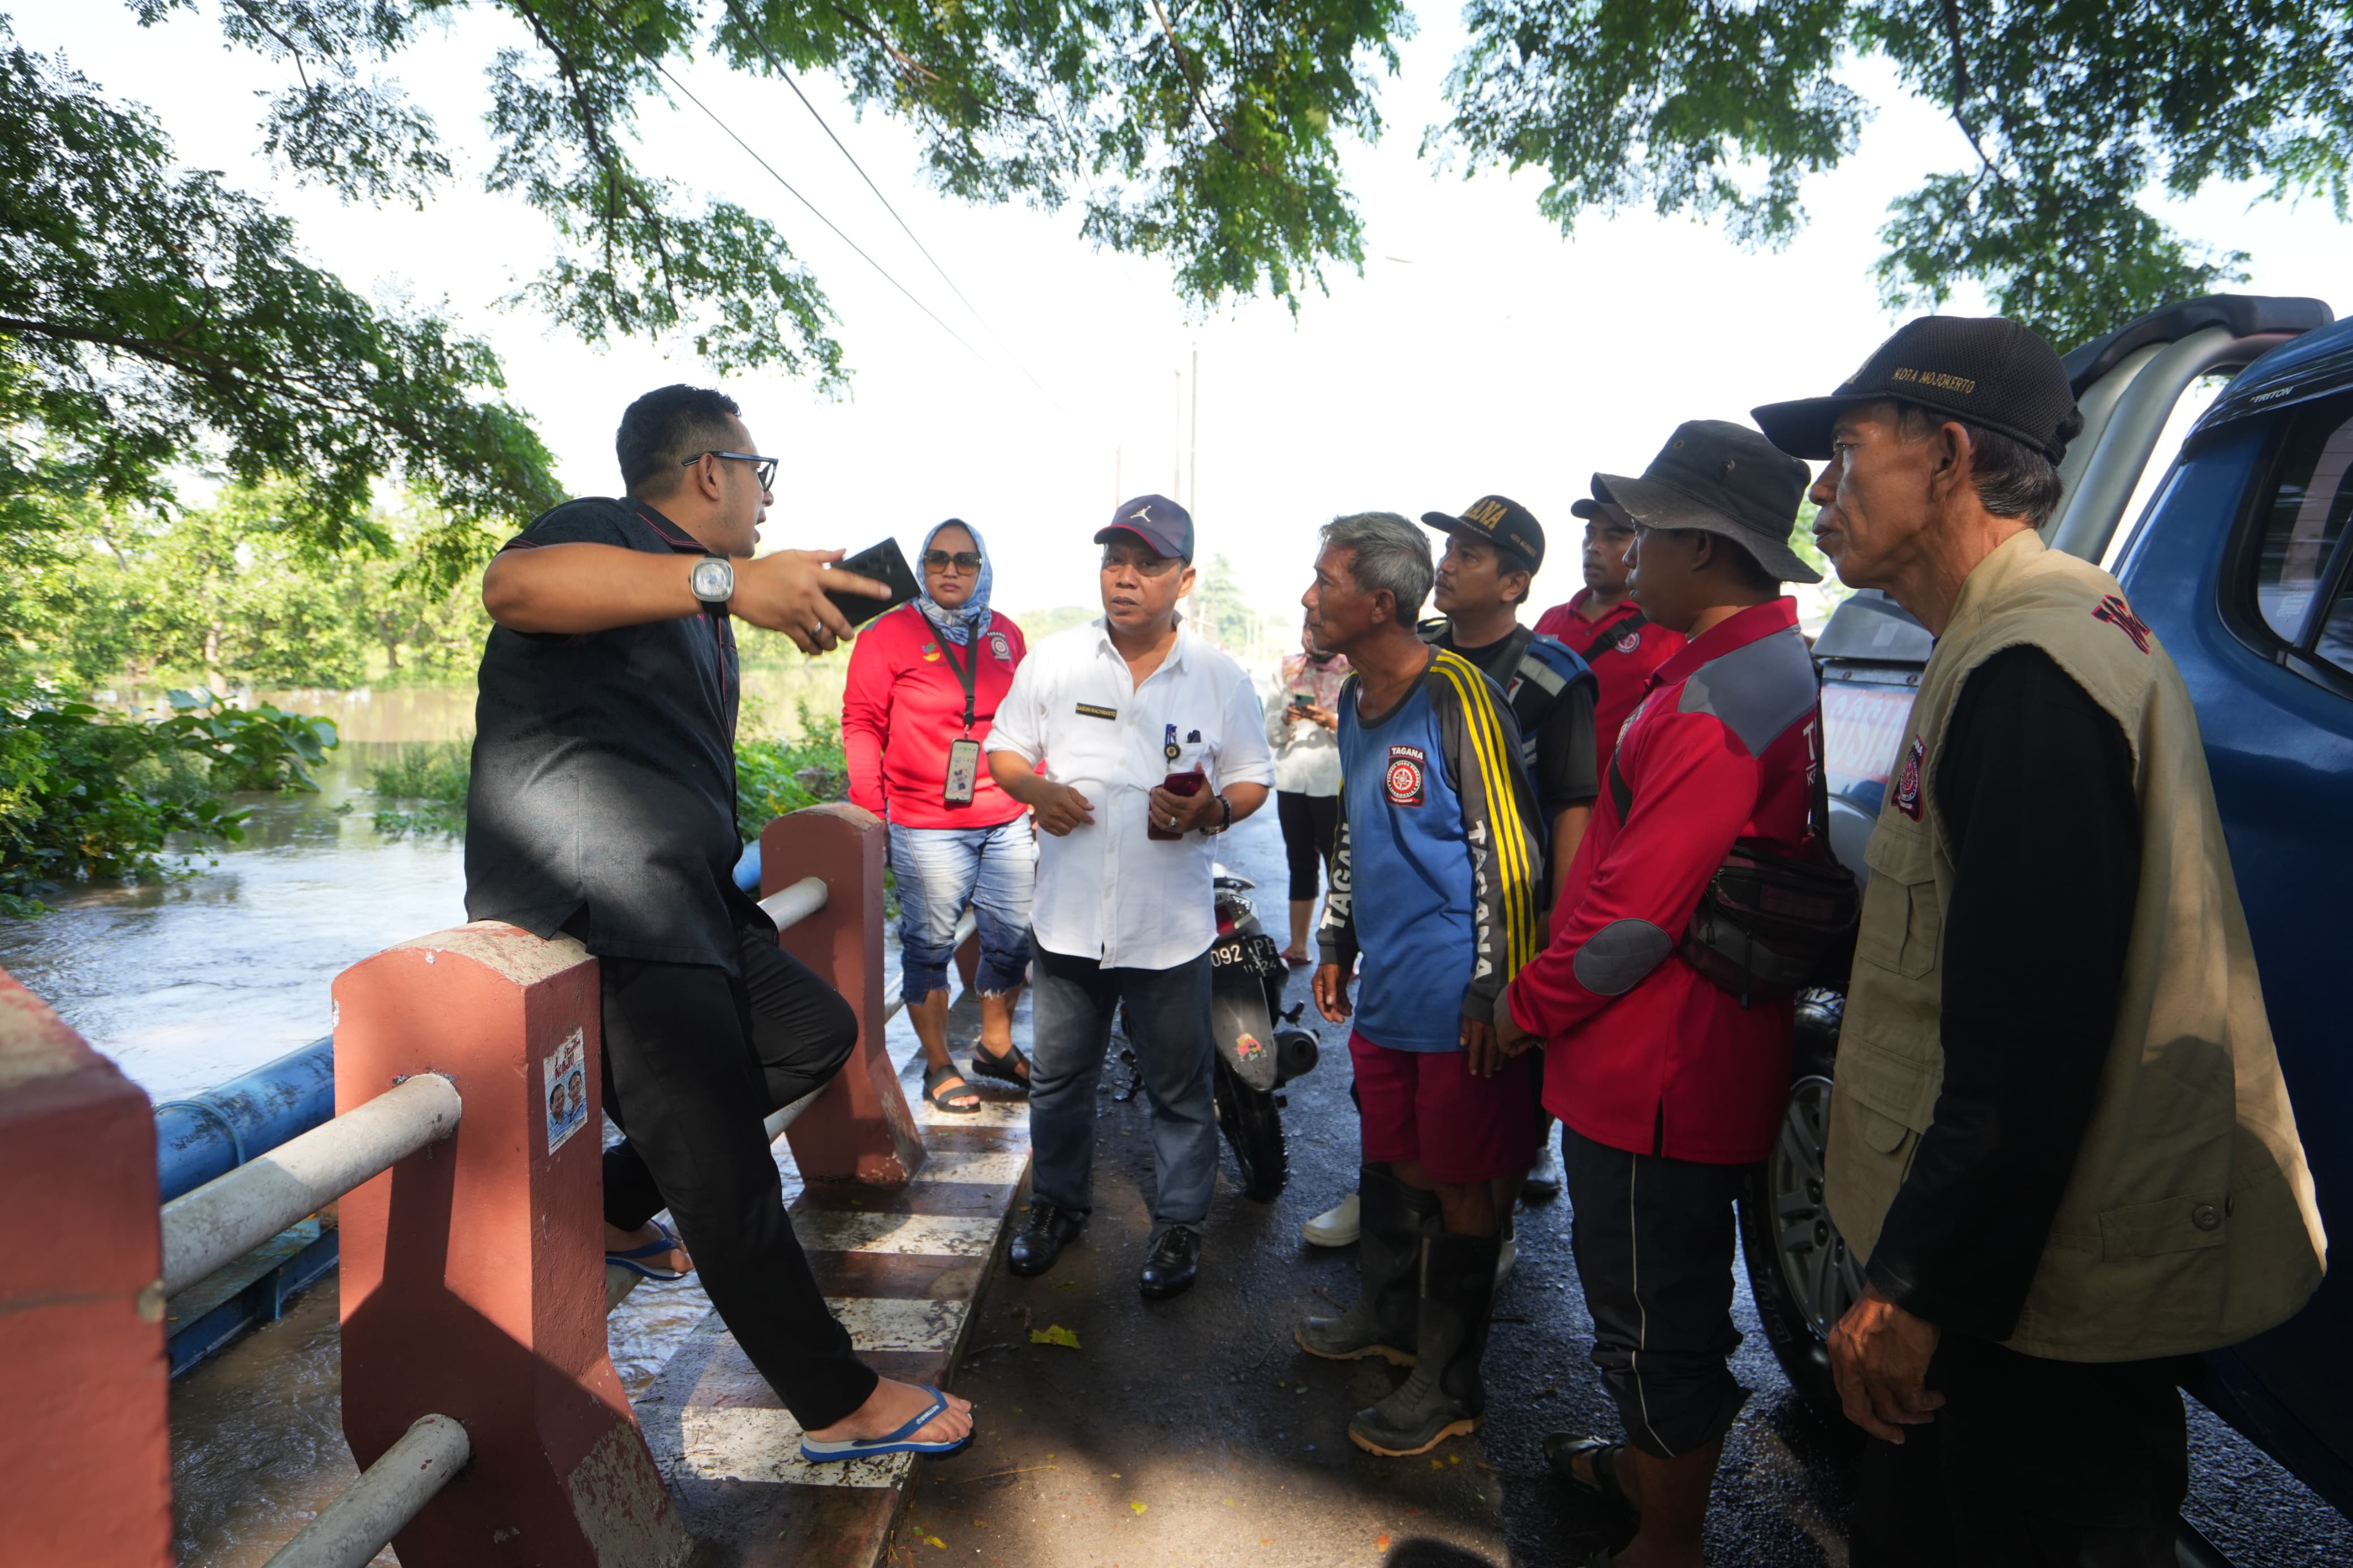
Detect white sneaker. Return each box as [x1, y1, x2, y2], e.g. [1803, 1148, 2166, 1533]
[1525, 1138, 1563, 1200]
[1302, 1191, 1361, 1247]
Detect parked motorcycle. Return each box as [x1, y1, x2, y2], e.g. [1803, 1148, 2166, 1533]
[1114, 867, 1318, 1200]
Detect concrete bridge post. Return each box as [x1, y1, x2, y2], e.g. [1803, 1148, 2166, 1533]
[332, 925, 689, 1566]
[0, 968, 171, 1568]
[761, 804, 926, 1183]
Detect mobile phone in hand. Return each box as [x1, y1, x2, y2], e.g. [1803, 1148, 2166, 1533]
[1291, 692, 1313, 711]
[822, 538, 921, 627]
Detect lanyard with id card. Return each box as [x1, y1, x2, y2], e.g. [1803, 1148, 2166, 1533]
[938, 623, 985, 806]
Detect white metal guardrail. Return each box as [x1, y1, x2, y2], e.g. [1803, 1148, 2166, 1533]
[157, 1074, 464, 1563]
[160, 1073, 462, 1296]
[260, 1413, 470, 1568]
[166, 870, 972, 1556]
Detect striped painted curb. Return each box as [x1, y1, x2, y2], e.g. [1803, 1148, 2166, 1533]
[635, 1053, 1030, 1565]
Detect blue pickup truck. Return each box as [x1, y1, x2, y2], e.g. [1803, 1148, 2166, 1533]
[1738, 295, 2353, 1524]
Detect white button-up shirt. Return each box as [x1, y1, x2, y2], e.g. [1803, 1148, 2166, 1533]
[986, 617, 1275, 970]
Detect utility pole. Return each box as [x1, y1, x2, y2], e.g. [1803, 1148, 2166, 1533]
[1189, 343, 1199, 518]
[1173, 368, 1183, 502]
[1115, 444, 1122, 506]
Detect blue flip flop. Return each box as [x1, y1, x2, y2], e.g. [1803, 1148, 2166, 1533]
[799, 1388, 971, 1463]
[606, 1224, 689, 1282]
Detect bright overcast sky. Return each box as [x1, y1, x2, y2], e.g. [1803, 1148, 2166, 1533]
[23, 3, 2350, 620]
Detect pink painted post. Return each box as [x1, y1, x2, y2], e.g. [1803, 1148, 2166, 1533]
[333, 924, 689, 1567]
[0, 969, 171, 1568]
[760, 804, 925, 1183]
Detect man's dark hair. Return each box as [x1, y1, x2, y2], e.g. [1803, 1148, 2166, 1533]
[1895, 403, 2068, 529]
[1493, 544, 1536, 607]
[617, 385, 742, 496]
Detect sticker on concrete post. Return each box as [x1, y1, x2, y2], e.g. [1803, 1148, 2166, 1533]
[545, 1026, 589, 1156]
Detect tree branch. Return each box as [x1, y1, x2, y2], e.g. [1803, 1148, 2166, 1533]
[1148, 0, 1238, 155]
[1938, 0, 2005, 186]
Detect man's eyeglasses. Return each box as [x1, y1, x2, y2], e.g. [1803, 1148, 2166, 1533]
[923, 550, 984, 572]
[682, 451, 779, 491]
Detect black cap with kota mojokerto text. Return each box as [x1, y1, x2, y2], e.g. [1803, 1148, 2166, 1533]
[1752, 315, 2084, 464]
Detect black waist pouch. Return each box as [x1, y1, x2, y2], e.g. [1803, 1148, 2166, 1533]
[1607, 690, 1860, 1005]
[1680, 844, 1859, 1002]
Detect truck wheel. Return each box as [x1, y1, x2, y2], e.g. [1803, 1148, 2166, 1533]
[1213, 1056, 1288, 1202]
[1735, 990, 1865, 1431]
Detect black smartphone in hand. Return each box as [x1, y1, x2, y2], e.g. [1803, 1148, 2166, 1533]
[822, 538, 921, 627]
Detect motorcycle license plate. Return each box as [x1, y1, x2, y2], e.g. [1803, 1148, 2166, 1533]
[1209, 934, 1281, 975]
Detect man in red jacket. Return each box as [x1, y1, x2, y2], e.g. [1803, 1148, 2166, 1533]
[1535, 492, 1685, 767]
[1497, 420, 1821, 1568]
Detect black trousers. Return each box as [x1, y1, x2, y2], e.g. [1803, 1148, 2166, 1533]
[1275, 789, 1341, 902]
[600, 925, 872, 1428]
[1561, 1125, 1752, 1458]
[1848, 1334, 2193, 1567]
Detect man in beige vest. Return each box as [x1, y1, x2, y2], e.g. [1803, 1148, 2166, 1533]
[1753, 317, 2324, 1566]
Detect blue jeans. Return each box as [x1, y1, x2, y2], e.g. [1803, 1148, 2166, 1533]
[1027, 940, 1218, 1229]
[887, 818, 1036, 1007]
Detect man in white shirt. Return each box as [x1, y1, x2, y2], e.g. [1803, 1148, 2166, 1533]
[986, 495, 1275, 1298]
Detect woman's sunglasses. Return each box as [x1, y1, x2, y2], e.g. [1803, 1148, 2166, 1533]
[923, 550, 983, 572]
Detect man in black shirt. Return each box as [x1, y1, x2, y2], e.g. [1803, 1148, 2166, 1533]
[468, 384, 972, 1457]
[1420, 495, 1598, 1214]
[1419, 496, 1600, 905]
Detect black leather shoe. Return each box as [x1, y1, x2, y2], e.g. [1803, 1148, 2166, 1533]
[1138, 1225, 1203, 1299]
[1006, 1203, 1084, 1277]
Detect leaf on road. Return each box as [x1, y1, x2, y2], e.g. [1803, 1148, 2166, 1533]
[1131, 1500, 1148, 1514]
[1377, 1535, 1391, 1550]
[1029, 1324, 1081, 1348]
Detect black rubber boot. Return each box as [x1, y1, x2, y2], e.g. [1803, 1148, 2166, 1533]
[1347, 1229, 1502, 1457]
[1295, 1167, 1438, 1366]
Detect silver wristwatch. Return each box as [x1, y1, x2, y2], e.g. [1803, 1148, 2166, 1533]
[689, 555, 735, 605]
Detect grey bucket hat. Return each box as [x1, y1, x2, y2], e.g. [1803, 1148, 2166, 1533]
[1593, 419, 1820, 585]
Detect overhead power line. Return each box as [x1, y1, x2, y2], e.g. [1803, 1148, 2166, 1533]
[719, 0, 1075, 421]
[581, 0, 989, 364]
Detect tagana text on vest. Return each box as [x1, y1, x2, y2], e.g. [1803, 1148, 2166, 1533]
[1825, 529, 2325, 1360]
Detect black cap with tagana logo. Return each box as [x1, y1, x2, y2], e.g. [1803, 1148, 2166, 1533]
[1752, 314, 2084, 464]
[1420, 495, 1545, 573]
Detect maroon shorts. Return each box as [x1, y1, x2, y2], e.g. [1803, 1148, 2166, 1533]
[1348, 1030, 1536, 1184]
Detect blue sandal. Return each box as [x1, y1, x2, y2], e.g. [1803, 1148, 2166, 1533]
[606, 1223, 689, 1282]
[799, 1388, 972, 1463]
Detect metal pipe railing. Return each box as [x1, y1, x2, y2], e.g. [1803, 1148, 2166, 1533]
[161, 1073, 462, 1296]
[757, 874, 828, 932]
[261, 1413, 469, 1568]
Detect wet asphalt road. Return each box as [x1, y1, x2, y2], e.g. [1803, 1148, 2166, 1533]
[894, 809, 2351, 1568]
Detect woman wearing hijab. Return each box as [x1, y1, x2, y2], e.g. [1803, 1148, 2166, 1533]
[1266, 618, 1350, 962]
[842, 520, 1033, 1112]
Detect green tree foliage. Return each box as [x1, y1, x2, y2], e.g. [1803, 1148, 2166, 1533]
[0, 23, 562, 563]
[735, 705, 851, 840]
[130, 0, 1409, 338]
[0, 484, 497, 692]
[1188, 553, 1266, 656]
[1437, 0, 2353, 346]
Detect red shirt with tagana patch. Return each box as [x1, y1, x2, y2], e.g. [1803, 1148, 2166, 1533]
[1533, 589, 1686, 766]
[1509, 598, 1818, 1164]
[842, 602, 1028, 830]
